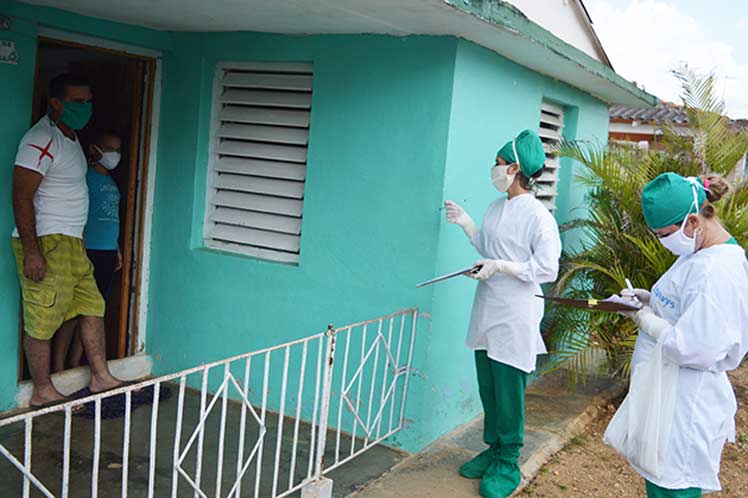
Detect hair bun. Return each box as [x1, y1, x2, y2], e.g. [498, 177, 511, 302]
[701, 175, 731, 203]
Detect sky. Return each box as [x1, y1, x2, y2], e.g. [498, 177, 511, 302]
[585, 0, 748, 118]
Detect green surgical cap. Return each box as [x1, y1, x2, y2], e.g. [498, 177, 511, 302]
[642, 172, 707, 229]
[496, 129, 546, 178]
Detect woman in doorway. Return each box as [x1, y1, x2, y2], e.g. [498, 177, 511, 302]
[444, 129, 562, 498]
[53, 130, 122, 371]
[619, 172, 748, 497]
[83, 131, 123, 299]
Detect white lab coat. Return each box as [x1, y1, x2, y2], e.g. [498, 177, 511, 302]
[631, 243, 748, 492]
[466, 194, 562, 373]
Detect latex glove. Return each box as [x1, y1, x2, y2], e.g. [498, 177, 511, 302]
[469, 259, 502, 280]
[621, 288, 651, 306]
[468, 259, 524, 280]
[632, 306, 670, 340]
[444, 200, 479, 238]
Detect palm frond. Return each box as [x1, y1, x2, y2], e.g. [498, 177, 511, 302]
[547, 68, 748, 386]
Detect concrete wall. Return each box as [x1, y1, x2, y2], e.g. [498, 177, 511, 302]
[148, 32, 457, 452]
[509, 0, 604, 63]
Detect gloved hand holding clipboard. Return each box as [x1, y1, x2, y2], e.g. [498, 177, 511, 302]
[536, 294, 643, 313]
[416, 265, 482, 288]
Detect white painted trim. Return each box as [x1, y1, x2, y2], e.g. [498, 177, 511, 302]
[37, 27, 163, 58]
[571, 0, 613, 68]
[202, 61, 224, 245]
[216, 60, 313, 72]
[609, 121, 692, 135]
[13, 354, 153, 409]
[135, 57, 162, 353]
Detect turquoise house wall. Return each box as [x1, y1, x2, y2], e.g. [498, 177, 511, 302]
[147, 32, 457, 451]
[0, 11, 35, 412]
[0, 2, 610, 454]
[419, 40, 610, 447]
[0, 1, 172, 411]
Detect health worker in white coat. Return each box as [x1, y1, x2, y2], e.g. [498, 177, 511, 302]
[444, 129, 562, 498]
[621, 172, 748, 498]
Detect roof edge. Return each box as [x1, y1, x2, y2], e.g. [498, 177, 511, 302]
[444, 0, 657, 107]
[572, 0, 613, 69]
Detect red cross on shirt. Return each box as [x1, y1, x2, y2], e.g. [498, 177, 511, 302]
[28, 138, 54, 168]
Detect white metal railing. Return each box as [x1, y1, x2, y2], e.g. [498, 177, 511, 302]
[0, 308, 418, 498]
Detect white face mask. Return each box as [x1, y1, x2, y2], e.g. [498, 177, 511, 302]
[659, 216, 697, 257]
[491, 165, 515, 192]
[659, 182, 701, 256]
[94, 145, 121, 171]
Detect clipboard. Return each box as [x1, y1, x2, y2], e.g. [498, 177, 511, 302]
[416, 265, 482, 288]
[536, 294, 642, 312]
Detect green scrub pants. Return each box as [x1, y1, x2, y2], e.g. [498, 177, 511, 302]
[646, 481, 702, 498]
[475, 351, 528, 461]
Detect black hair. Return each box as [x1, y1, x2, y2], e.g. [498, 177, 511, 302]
[518, 165, 545, 190]
[49, 73, 90, 101]
[94, 129, 121, 146]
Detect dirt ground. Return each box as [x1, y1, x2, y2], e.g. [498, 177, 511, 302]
[521, 363, 748, 497]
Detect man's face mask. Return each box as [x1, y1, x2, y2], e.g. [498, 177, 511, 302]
[93, 145, 121, 171]
[492, 165, 515, 193]
[59, 101, 93, 131]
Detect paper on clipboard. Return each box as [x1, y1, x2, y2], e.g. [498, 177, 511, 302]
[416, 265, 481, 288]
[536, 294, 643, 312]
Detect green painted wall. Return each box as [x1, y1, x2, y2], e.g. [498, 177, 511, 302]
[146, 32, 457, 451]
[418, 40, 610, 448]
[0, 13, 35, 412]
[0, 2, 609, 454]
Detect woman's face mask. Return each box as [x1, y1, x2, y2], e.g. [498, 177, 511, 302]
[93, 145, 121, 171]
[659, 215, 698, 257]
[491, 165, 515, 193]
[658, 184, 701, 256]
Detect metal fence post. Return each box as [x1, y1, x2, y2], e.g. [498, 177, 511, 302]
[314, 325, 337, 477]
[302, 324, 337, 498]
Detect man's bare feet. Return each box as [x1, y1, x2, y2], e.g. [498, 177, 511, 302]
[89, 373, 124, 394]
[30, 384, 66, 408]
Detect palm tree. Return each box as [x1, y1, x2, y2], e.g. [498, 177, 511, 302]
[542, 67, 748, 384]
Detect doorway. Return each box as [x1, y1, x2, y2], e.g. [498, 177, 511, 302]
[19, 36, 156, 379]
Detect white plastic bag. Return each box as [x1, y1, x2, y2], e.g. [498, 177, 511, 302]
[604, 338, 679, 478]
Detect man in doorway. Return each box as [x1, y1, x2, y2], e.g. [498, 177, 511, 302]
[12, 73, 125, 408]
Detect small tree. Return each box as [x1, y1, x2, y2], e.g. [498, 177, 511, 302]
[543, 67, 748, 383]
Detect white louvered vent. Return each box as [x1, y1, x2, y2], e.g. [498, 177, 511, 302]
[536, 101, 564, 211]
[204, 62, 312, 264]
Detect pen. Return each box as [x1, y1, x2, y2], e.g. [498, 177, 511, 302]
[625, 278, 640, 305]
[625, 278, 634, 292]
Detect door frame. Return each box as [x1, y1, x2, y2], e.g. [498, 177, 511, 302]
[35, 27, 162, 356]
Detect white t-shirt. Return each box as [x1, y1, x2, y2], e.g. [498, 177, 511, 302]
[12, 116, 89, 239]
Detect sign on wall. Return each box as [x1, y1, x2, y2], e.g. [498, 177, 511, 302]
[0, 40, 18, 65]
